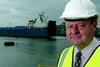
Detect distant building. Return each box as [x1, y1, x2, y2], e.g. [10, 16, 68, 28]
[56, 22, 66, 36]
[95, 27, 100, 37]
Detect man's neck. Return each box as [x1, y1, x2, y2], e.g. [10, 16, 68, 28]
[75, 37, 94, 51]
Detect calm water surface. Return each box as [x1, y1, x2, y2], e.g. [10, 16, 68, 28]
[0, 36, 70, 67]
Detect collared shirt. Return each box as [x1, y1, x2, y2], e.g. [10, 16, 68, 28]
[74, 37, 100, 67]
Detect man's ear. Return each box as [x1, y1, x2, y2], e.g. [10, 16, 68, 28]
[92, 20, 97, 32]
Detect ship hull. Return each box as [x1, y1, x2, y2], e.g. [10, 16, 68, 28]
[0, 28, 50, 38]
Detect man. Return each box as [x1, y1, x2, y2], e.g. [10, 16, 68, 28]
[57, 0, 100, 67]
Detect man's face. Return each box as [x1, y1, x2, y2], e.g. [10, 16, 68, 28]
[65, 20, 96, 46]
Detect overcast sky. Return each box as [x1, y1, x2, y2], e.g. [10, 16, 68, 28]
[0, 0, 100, 27]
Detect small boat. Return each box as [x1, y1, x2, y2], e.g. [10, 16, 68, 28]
[4, 42, 15, 46]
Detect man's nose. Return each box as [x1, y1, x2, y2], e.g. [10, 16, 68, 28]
[72, 26, 80, 35]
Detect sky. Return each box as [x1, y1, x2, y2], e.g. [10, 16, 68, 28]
[0, 0, 100, 27]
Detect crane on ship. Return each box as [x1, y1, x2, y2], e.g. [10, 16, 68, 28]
[28, 12, 48, 29]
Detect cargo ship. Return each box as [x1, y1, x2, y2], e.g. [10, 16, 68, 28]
[0, 12, 56, 38]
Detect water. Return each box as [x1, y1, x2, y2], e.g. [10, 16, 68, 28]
[0, 36, 70, 67]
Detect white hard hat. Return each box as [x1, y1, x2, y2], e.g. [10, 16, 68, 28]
[60, 0, 98, 19]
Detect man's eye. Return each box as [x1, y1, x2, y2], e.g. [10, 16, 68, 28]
[79, 24, 85, 27]
[78, 24, 86, 29]
[67, 26, 72, 28]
